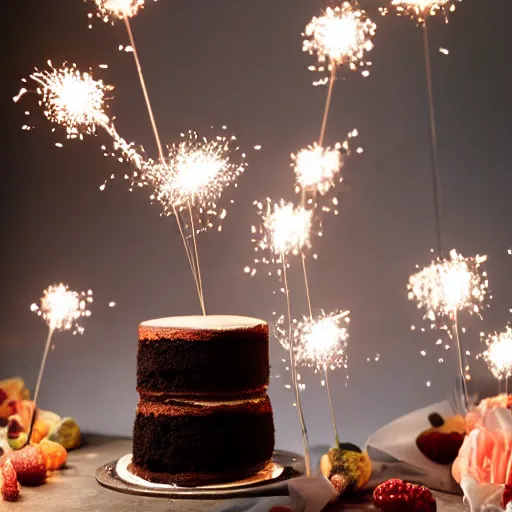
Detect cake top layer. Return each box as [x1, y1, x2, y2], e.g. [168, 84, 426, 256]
[139, 315, 268, 341]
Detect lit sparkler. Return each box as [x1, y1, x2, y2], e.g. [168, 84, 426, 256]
[380, 0, 460, 23]
[408, 249, 489, 408]
[15, 62, 143, 167]
[408, 250, 488, 323]
[250, 198, 313, 475]
[28, 284, 93, 442]
[88, 0, 156, 23]
[146, 129, 246, 224]
[259, 200, 313, 257]
[295, 310, 350, 449]
[303, 2, 376, 82]
[15, 61, 112, 140]
[483, 327, 512, 383]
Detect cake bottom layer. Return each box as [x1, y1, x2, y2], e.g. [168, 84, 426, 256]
[131, 395, 275, 486]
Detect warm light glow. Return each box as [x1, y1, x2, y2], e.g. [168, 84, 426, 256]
[380, 0, 460, 22]
[292, 143, 343, 195]
[483, 327, 512, 381]
[31, 284, 93, 335]
[295, 311, 350, 371]
[408, 249, 489, 322]
[15, 62, 112, 139]
[89, 0, 156, 21]
[144, 129, 246, 231]
[262, 200, 313, 256]
[303, 2, 376, 78]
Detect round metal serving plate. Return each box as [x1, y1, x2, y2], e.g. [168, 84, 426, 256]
[96, 450, 304, 499]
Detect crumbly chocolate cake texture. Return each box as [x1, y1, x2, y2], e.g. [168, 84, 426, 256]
[131, 315, 275, 486]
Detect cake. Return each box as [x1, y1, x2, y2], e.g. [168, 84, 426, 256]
[130, 315, 275, 486]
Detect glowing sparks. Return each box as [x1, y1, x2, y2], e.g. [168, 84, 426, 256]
[295, 311, 350, 371]
[380, 0, 460, 23]
[408, 249, 489, 323]
[482, 327, 512, 381]
[30, 284, 93, 335]
[292, 143, 343, 195]
[303, 2, 376, 80]
[260, 200, 313, 257]
[144, 129, 246, 231]
[88, 0, 156, 22]
[292, 130, 358, 196]
[15, 62, 112, 139]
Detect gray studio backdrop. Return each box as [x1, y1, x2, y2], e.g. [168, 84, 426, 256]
[1, 0, 511, 454]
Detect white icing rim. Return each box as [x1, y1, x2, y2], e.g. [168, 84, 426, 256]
[116, 454, 283, 490]
[140, 315, 267, 330]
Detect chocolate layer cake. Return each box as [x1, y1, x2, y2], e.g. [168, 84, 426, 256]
[131, 315, 275, 486]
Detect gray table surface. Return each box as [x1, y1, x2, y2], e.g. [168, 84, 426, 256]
[1, 435, 465, 512]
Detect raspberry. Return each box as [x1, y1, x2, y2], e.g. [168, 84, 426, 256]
[1, 445, 46, 486]
[0, 460, 20, 502]
[374, 479, 436, 512]
[330, 474, 348, 494]
[503, 484, 512, 508]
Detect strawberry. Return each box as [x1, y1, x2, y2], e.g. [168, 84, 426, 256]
[416, 431, 464, 465]
[1, 445, 46, 486]
[374, 478, 436, 512]
[0, 459, 20, 502]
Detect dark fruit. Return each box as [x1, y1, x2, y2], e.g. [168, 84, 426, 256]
[427, 413, 444, 428]
[416, 431, 464, 465]
[373, 478, 436, 512]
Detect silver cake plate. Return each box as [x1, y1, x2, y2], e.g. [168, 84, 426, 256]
[96, 450, 304, 499]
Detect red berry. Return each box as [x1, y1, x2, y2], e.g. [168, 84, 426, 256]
[268, 507, 292, 512]
[1, 445, 46, 486]
[503, 484, 512, 508]
[374, 479, 436, 512]
[1, 459, 20, 502]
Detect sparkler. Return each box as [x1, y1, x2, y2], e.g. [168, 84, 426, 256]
[144, 129, 247, 312]
[380, 1, 462, 256]
[408, 250, 489, 408]
[14, 61, 143, 167]
[482, 327, 512, 393]
[295, 311, 350, 448]
[88, 0, 157, 24]
[28, 284, 93, 441]
[88, 0, 211, 315]
[380, 1, 460, 24]
[252, 199, 313, 476]
[303, 2, 376, 151]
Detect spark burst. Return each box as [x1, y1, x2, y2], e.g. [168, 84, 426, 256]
[303, 2, 376, 83]
[408, 249, 489, 324]
[380, 0, 460, 23]
[15, 62, 112, 139]
[295, 311, 350, 372]
[144, 129, 247, 231]
[88, 0, 156, 23]
[31, 283, 93, 335]
[482, 327, 512, 381]
[255, 199, 313, 258]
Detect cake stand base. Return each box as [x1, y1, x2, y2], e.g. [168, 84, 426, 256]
[96, 450, 304, 499]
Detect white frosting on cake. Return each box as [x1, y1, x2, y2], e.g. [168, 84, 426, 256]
[141, 315, 267, 330]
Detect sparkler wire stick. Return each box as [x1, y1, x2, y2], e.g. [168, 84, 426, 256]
[122, 16, 205, 311]
[282, 255, 311, 477]
[27, 328, 55, 442]
[422, 22, 444, 258]
[324, 366, 341, 449]
[188, 197, 206, 315]
[319, 66, 337, 148]
[452, 310, 469, 409]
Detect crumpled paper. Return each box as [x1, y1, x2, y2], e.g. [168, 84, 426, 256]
[365, 400, 461, 493]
